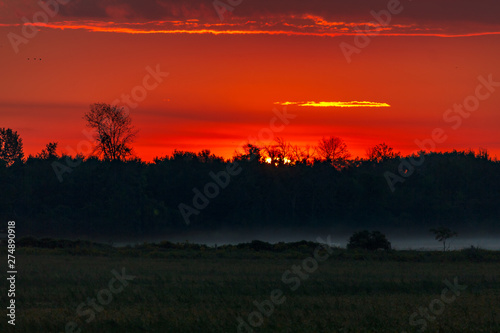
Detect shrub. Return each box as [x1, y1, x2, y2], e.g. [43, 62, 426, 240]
[347, 230, 391, 251]
[249, 240, 273, 251]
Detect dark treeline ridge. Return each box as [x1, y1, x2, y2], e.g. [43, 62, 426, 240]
[8, 237, 500, 262]
[1, 148, 499, 238]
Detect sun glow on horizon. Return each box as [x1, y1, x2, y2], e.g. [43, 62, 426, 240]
[265, 157, 292, 165]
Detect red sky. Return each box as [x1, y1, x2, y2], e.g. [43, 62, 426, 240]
[1, 0, 500, 161]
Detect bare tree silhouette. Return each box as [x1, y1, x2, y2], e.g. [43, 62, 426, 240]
[366, 142, 400, 162]
[316, 136, 351, 169]
[84, 103, 137, 161]
[263, 137, 293, 166]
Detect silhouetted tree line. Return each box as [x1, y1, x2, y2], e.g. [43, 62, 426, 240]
[1, 143, 499, 238]
[1, 104, 499, 238]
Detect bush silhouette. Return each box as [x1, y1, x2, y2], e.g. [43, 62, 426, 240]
[248, 240, 274, 251]
[347, 230, 391, 251]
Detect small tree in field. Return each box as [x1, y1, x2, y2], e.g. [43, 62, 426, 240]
[430, 227, 457, 251]
[347, 230, 391, 251]
[84, 103, 137, 161]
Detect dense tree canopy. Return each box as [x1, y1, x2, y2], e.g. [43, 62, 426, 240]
[36, 142, 58, 160]
[1, 124, 499, 238]
[1, 144, 499, 238]
[0, 128, 24, 166]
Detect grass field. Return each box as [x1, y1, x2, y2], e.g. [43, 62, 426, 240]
[1, 241, 500, 333]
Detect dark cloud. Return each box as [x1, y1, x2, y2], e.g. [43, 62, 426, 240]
[1, 0, 499, 34]
[53, 0, 500, 26]
[57, 0, 216, 21]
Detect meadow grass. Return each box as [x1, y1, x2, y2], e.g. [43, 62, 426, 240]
[0, 244, 499, 332]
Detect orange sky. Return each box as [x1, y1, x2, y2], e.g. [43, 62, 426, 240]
[1, 0, 500, 161]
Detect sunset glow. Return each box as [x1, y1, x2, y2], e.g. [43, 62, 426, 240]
[3, 3, 500, 331]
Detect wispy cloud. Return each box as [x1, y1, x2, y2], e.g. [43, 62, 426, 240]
[276, 101, 391, 108]
[3, 15, 500, 38]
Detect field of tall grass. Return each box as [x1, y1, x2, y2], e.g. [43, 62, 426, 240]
[1, 240, 499, 332]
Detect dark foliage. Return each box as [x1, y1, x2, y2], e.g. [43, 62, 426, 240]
[13, 237, 500, 263]
[347, 230, 392, 251]
[1, 149, 499, 238]
[0, 128, 24, 166]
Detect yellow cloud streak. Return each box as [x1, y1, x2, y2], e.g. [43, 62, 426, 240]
[277, 101, 391, 108]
